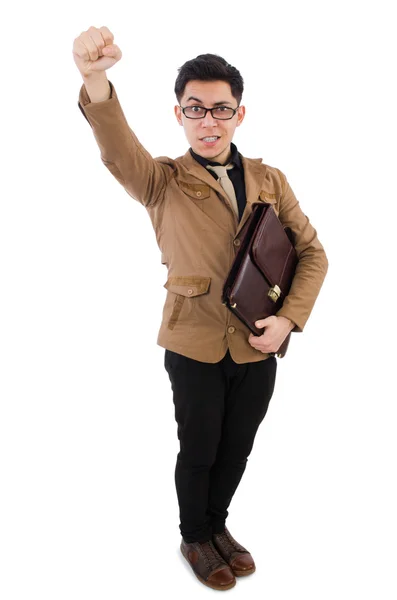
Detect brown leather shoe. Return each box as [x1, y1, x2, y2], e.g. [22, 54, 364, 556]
[212, 527, 256, 576]
[180, 538, 236, 591]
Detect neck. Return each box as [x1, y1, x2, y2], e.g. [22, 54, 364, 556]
[211, 145, 232, 165]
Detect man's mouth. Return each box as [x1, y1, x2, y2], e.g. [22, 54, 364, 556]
[201, 136, 220, 144]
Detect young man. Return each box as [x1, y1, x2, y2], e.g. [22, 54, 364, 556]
[74, 25, 328, 591]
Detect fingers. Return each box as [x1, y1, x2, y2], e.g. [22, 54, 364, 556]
[73, 26, 116, 62]
[88, 25, 110, 57]
[255, 315, 275, 328]
[98, 26, 114, 46]
[73, 33, 97, 61]
[102, 43, 122, 60]
[249, 330, 278, 353]
[87, 26, 106, 60]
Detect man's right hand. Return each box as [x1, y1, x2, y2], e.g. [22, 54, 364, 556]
[72, 26, 122, 78]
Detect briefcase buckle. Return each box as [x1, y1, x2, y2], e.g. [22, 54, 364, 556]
[268, 284, 281, 302]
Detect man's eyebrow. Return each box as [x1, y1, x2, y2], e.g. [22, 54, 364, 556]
[185, 96, 233, 106]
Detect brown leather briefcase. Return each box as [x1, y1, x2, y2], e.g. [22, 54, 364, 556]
[222, 201, 298, 358]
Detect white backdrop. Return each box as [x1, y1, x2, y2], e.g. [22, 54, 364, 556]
[1, 1, 396, 599]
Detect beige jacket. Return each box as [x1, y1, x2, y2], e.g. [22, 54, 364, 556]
[78, 80, 328, 363]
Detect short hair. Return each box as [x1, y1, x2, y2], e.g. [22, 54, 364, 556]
[174, 53, 244, 106]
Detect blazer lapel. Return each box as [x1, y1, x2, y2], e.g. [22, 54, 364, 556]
[236, 154, 267, 236]
[177, 150, 237, 234]
[177, 148, 267, 236]
[178, 149, 230, 199]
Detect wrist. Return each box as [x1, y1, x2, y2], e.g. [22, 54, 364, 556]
[278, 315, 295, 331]
[82, 73, 111, 103]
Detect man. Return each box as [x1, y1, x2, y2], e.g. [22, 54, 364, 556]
[73, 25, 328, 591]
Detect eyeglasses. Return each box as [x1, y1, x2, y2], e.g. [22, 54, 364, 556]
[179, 105, 240, 120]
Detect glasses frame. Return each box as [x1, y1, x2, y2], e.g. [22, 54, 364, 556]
[179, 104, 240, 120]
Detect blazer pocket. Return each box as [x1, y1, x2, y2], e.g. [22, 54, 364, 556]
[259, 191, 279, 215]
[180, 182, 211, 200]
[163, 276, 211, 330]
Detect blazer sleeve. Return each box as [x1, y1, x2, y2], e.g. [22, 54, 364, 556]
[274, 168, 329, 333]
[77, 80, 176, 208]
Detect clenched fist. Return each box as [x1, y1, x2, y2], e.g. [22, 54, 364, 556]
[72, 26, 122, 78]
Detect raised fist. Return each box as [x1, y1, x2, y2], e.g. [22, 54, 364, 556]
[72, 26, 122, 77]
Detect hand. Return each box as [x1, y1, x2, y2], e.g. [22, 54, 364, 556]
[72, 26, 122, 78]
[248, 315, 294, 353]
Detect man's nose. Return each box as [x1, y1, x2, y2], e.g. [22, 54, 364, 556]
[202, 109, 218, 127]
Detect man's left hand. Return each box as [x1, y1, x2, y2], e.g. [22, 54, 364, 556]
[248, 315, 294, 353]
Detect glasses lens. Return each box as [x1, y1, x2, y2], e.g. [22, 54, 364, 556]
[184, 106, 206, 118]
[212, 107, 235, 119]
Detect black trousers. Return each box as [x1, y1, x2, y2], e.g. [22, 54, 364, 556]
[164, 347, 277, 543]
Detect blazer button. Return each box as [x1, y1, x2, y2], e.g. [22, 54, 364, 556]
[227, 326, 235, 334]
[233, 239, 241, 246]
[187, 289, 193, 295]
[196, 191, 202, 197]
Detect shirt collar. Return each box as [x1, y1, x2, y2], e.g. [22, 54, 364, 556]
[189, 142, 242, 170]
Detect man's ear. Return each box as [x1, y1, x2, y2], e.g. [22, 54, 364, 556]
[236, 105, 246, 127]
[174, 105, 183, 126]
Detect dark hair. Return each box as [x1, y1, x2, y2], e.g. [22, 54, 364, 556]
[174, 53, 244, 105]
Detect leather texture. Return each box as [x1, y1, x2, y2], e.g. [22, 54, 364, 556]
[222, 201, 298, 357]
[180, 539, 236, 590]
[213, 527, 256, 576]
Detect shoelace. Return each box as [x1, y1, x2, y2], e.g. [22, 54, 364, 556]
[216, 529, 243, 555]
[199, 540, 224, 570]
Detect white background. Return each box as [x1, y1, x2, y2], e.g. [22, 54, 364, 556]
[1, 1, 396, 598]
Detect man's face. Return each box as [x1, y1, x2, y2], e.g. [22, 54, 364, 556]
[174, 80, 245, 164]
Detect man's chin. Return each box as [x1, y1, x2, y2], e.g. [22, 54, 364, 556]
[193, 144, 227, 160]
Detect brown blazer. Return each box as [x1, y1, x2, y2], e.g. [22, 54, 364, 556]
[78, 80, 328, 363]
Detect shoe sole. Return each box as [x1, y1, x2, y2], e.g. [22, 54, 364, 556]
[233, 565, 256, 577]
[180, 544, 236, 591]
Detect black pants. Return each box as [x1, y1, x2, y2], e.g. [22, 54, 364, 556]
[164, 347, 277, 543]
